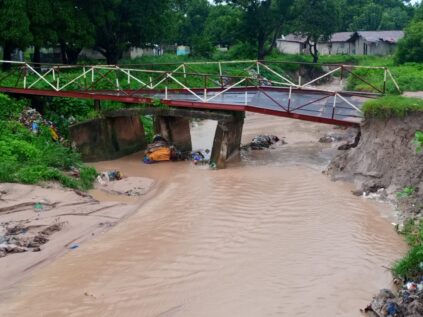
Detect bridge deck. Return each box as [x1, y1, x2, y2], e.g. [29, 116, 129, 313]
[0, 59, 392, 127]
[0, 86, 366, 126]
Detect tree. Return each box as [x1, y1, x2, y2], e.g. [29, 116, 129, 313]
[52, 0, 95, 64]
[204, 5, 242, 48]
[291, 0, 339, 63]
[0, 0, 32, 69]
[218, 0, 294, 60]
[87, 0, 172, 64]
[395, 4, 423, 64]
[27, 0, 57, 64]
[338, 0, 413, 31]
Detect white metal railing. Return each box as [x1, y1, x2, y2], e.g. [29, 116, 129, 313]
[0, 59, 402, 119]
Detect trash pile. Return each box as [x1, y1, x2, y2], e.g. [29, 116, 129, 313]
[243, 135, 284, 150]
[0, 222, 64, 257]
[143, 135, 184, 164]
[191, 149, 211, 165]
[362, 282, 423, 317]
[19, 107, 61, 142]
[96, 170, 123, 185]
[142, 135, 216, 167]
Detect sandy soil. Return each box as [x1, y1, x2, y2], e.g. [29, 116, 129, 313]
[0, 176, 154, 296]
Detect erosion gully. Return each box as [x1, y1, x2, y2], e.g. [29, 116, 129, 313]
[0, 114, 406, 317]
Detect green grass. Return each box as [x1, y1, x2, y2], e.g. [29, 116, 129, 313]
[141, 115, 154, 143]
[393, 220, 423, 280]
[0, 94, 97, 190]
[362, 96, 423, 119]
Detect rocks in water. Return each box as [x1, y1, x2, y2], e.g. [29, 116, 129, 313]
[244, 135, 285, 150]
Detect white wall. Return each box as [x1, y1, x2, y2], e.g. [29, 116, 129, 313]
[276, 41, 302, 54]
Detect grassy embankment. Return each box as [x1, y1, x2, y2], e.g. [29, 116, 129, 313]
[362, 95, 423, 281]
[0, 94, 97, 190]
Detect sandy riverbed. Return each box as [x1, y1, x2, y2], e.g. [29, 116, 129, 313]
[0, 113, 407, 316]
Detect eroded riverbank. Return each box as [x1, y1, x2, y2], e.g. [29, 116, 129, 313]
[0, 114, 407, 316]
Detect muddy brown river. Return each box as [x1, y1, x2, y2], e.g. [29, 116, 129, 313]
[0, 114, 406, 316]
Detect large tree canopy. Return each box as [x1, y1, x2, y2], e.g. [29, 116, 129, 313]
[52, 0, 95, 64]
[0, 0, 32, 67]
[217, 0, 294, 59]
[88, 0, 172, 64]
[395, 4, 423, 64]
[291, 0, 339, 63]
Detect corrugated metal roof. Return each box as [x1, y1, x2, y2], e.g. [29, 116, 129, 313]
[355, 31, 404, 43]
[329, 32, 354, 42]
[278, 34, 308, 43]
[278, 31, 404, 44]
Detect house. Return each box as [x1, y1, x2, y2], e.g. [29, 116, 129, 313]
[317, 32, 354, 55]
[277, 31, 404, 56]
[276, 34, 309, 54]
[347, 31, 404, 55]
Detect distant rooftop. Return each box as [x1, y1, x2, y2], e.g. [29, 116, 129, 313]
[353, 31, 404, 43]
[278, 31, 404, 44]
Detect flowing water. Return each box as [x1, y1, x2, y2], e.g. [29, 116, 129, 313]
[0, 114, 407, 317]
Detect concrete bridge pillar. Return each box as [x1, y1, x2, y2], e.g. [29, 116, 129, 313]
[211, 114, 244, 169]
[69, 115, 145, 162]
[154, 116, 192, 152]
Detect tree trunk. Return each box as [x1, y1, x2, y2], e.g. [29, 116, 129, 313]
[33, 46, 41, 65]
[60, 42, 68, 64]
[309, 41, 319, 63]
[257, 34, 266, 60]
[67, 48, 81, 65]
[2, 42, 13, 71]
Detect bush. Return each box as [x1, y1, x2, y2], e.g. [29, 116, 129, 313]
[395, 21, 423, 64]
[415, 131, 423, 153]
[0, 95, 97, 190]
[0, 94, 27, 120]
[393, 221, 423, 279]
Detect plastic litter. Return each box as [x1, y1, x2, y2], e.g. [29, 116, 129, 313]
[34, 202, 44, 212]
[69, 243, 80, 250]
[407, 282, 418, 291]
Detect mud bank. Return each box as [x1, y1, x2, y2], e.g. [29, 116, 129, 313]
[328, 112, 423, 316]
[0, 177, 154, 297]
[328, 112, 423, 214]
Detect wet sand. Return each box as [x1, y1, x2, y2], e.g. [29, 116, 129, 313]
[0, 114, 407, 316]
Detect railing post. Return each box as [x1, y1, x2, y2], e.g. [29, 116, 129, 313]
[288, 86, 292, 112]
[383, 67, 387, 94]
[56, 66, 60, 90]
[23, 65, 27, 89]
[165, 74, 169, 100]
[204, 75, 208, 101]
[331, 93, 337, 119]
[244, 79, 248, 105]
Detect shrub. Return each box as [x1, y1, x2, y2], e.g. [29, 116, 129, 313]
[415, 131, 423, 153]
[395, 21, 423, 64]
[0, 95, 98, 190]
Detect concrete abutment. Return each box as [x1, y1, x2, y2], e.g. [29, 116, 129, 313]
[69, 108, 244, 168]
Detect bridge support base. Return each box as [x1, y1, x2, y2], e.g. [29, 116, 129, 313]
[211, 114, 244, 169]
[154, 116, 192, 152]
[69, 115, 145, 162]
